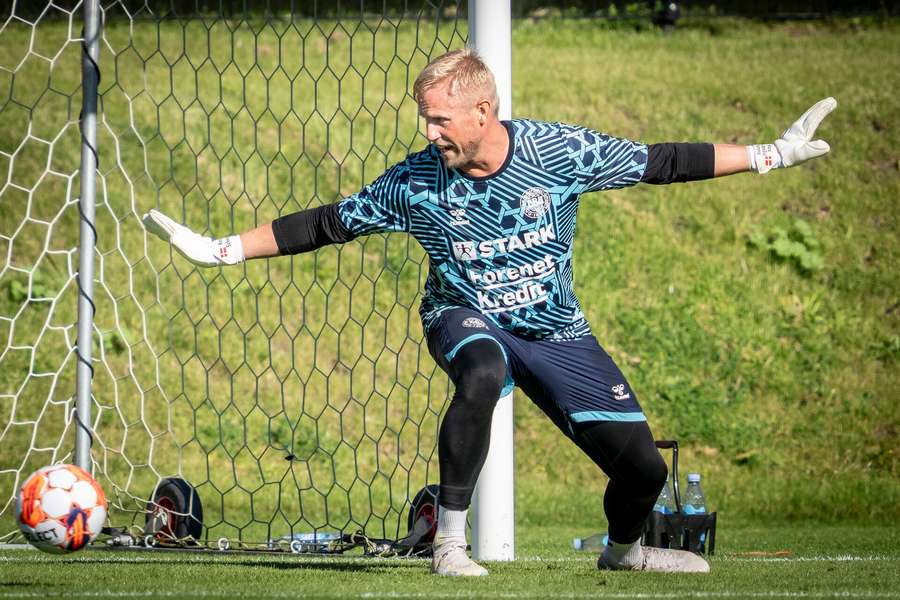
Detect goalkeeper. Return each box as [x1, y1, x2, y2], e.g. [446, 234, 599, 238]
[144, 49, 835, 576]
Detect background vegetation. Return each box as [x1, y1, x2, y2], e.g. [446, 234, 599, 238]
[513, 17, 899, 528]
[0, 7, 897, 547]
[8, 0, 894, 19]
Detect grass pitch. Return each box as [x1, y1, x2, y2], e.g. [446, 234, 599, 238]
[1, 524, 899, 599]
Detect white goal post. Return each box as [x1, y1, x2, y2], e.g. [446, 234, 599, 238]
[467, 0, 515, 563]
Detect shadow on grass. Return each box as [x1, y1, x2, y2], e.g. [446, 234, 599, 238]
[245, 559, 424, 572]
[42, 550, 428, 573]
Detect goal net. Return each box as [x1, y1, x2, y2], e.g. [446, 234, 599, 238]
[0, 0, 467, 548]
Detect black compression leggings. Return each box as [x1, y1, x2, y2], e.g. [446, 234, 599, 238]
[571, 420, 668, 543]
[438, 339, 506, 511]
[437, 339, 667, 544]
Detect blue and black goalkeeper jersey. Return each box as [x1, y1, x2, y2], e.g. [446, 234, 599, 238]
[335, 119, 648, 340]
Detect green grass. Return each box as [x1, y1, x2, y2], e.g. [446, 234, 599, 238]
[1, 524, 899, 599]
[1, 12, 899, 551]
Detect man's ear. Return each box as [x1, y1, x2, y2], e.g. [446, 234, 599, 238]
[477, 99, 491, 125]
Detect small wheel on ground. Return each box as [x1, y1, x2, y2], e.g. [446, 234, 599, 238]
[143, 477, 203, 544]
[406, 484, 439, 550]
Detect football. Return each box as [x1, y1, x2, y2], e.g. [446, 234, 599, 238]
[15, 464, 107, 554]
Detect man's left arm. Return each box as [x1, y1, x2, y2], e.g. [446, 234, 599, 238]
[642, 97, 837, 184]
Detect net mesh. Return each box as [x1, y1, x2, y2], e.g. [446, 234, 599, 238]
[0, 0, 466, 547]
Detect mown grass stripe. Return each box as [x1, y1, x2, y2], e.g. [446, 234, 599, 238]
[0, 591, 898, 599]
[2, 552, 899, 564]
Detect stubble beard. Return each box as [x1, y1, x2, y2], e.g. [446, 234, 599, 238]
[439, 139, 480, 170]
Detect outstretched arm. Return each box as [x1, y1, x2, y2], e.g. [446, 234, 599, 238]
[143, 162, 410, 267]
[642, 97, 837, 184]
[142, 204, 353, 267]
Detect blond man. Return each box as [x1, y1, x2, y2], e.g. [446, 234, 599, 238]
[145, 48, 835, 576]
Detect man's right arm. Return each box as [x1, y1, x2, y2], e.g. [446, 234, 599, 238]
[142, 204, 354, 267]
[143, 162, 409, 267]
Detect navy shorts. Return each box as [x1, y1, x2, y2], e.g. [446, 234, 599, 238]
[425, 307, 645, 435]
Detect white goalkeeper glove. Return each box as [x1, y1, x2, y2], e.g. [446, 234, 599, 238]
[747, 97, 837, 174]
[142, 209, 244, 267]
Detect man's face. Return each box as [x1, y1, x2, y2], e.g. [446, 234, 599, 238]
[418, 81, 483, 170]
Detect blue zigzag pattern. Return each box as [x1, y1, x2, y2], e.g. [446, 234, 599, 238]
[336, 119, 647, 340]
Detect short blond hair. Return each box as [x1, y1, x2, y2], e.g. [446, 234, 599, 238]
[413, 48, 499, 115]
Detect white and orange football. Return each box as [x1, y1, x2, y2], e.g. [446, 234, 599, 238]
[15, 464, 107, 554]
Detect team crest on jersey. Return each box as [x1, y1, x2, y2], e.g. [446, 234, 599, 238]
[461, 317, 488, 329]
[520, 187, 551, 219]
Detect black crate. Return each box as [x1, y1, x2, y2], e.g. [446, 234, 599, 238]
[642, 440, 716, 555]
[644, 511, 717, 554]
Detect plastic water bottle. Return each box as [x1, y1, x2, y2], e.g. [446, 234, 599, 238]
[682, 473, 707, 550]
[682, 473, 707, 515]
[270, 531, 342, 553]
[653, 476, 677, 514]
[294, 531, 342, 553]
[572, 532, 608, 551]
[651, 476, 678, 548]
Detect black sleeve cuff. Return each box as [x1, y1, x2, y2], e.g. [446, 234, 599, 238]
[271, 204, 355, 255]
[640, 143, 715, 184]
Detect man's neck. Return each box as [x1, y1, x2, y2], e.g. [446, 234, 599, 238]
[460, 120, 509, 178]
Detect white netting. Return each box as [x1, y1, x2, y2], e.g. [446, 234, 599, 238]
[0, 0, 466, 546]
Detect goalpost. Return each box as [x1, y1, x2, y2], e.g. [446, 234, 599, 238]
[467, 0, 514, 562]
[0, 0, 513, 559]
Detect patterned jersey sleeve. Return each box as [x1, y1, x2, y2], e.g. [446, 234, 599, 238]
[559, 123, 649, 193]
[336, 162, 412, 237]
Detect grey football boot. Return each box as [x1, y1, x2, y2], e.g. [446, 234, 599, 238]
[598, 543, 710, 573]
[431, 541, 488, 576]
